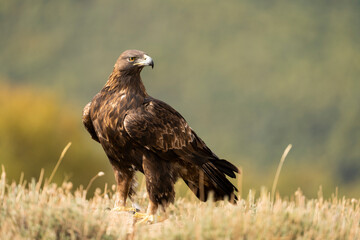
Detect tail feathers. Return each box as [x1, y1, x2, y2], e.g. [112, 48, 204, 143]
[184, 180, 236, 202]
[212, 159, 239, 178]
[182, 161, 238, 203]
[202, 162, 238, 193]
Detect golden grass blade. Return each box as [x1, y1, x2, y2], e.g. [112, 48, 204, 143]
[36, 168, 44, 192]
[85, 171, 105, 197]
[103, 183, 108, 197]
[19, 172, 24, 186]
[47, 142, 72, 184]
[271, 144, 292, 203]
[237, 166, 243, 200]
[1, 165, 5, 200]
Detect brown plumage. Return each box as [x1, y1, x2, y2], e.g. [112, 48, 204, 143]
[83, 49, 239, 216]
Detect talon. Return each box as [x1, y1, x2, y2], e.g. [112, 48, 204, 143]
[112, 206, 137, 213]
[134, 213, 155, 224]
[134, 213, 166, 224]
[133, 212, 149, 219]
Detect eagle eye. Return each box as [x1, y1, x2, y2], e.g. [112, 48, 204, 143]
[128, 57, 136, 62]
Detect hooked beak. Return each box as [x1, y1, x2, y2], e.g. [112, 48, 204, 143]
[135, 54, 154, 69]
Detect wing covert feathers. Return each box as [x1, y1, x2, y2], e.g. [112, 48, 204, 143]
[124, 98, 239, 202]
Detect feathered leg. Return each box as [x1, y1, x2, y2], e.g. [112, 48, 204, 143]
[135, 153, 176, 223]
[112, 166, 136, 212]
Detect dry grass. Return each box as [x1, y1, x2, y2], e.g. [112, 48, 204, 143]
[1, 164, 360, 240]
[1, 144, 359, 239]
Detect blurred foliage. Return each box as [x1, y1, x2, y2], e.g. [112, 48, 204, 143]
[0, 83, 114, 191]
[0, 0, 360, 197]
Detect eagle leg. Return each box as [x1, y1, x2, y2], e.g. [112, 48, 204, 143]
[133, 193, 157, 223]
[112, 167, 135, 211]
[135, 154, 175, 223]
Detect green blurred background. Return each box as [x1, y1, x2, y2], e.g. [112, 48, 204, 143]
[1, 0, 359, 198]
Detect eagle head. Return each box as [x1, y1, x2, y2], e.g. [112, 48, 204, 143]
[114, 49, 154, 73]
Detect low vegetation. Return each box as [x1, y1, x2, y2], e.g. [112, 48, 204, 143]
[1, 163, 359, 240]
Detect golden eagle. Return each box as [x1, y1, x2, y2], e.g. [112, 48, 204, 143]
[83, 50, 239, 221]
